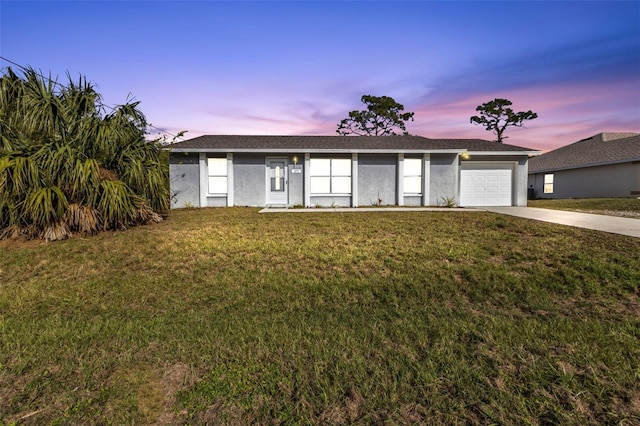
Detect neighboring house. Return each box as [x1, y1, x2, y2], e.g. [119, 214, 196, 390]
[169, 135, 539, 208]
[528, 132, 640, 199]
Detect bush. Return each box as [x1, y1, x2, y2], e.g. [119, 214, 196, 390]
[0, 67, 169, 240]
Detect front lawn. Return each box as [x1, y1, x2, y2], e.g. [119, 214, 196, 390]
[1, 208, 638, 424]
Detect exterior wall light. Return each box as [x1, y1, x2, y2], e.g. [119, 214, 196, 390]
[460, 152, 471, 160]
[292, 155, 298, 165]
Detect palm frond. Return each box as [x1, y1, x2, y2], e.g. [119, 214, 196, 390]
[24, 186, 68, 228]
[40, 221, 72, 241]
[96, 180, 137, 230]
[68, 158, 100, 203]
[0, 225, 24, 240]
[21, 70, 66, 138]
[31, 141, 79, 188]
[0, 196, 20, 228]
[136, 202, 162, 224]
[63, 203, 102, 235]
[0, 154, 41, 196]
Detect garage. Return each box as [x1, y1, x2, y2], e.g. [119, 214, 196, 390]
[460, 163, 513, 206]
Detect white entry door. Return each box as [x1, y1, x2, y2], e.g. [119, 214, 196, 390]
[266, 158, 288, 205]
[460, 165, 513, 206]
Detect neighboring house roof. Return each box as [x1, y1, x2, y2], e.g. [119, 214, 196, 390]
[529, 132, 640, 173]
[169, 135, 539, 155]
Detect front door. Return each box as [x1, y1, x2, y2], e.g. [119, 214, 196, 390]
[266, 158, 288, 205]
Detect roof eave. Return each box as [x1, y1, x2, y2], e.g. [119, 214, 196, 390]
[466, 150, 541, 156]
[170, 148, 470, 154]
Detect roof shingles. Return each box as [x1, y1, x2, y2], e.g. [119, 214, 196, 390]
[169, 135, 537, 153]
[529, 133, 640, 173]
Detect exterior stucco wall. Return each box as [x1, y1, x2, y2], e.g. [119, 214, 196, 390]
[429, 154, 458, 205]
[233, 154, 268, 206]
[515, 157, 529, 206]
[528, 162, 640, 199]
[169, 153, 200, 208]
[288, 160, 304, 206]
[206, 197, 228, 207]
[232, 153, 304, 207]
[358, 154, 397, 206]
[404, 196, 422, 206]
[310, 196, 352, 207]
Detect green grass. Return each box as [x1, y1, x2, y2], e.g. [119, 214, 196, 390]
[529, 197, 640, 216]
[1, 208, 639, 425]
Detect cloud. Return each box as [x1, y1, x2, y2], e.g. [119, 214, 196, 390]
[417, 32, 639, 106]
[151, 68, 638, 152]
[408, 73, 639, 152]
[147, 24, 639, 152]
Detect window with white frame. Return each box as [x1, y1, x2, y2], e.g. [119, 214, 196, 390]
[544, 173, 554, 194]
[310, 158, 351, 194]
[403, 158, 422, 194]
[208, 157, 227, 194]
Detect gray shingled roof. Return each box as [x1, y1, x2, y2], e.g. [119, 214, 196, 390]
[169, 135, 537, 153]
[529, 133, 640, 173]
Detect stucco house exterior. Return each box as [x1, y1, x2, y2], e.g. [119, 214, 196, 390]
[528, 132, 640, 199]
[169, 135, 539, 208]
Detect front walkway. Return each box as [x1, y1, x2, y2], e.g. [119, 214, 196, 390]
[259, 206, 640, 238]
[259, 207, 473, 213]
[483, 207, 640, 239]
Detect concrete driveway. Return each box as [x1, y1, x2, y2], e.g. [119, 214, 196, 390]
[483, 207, 640, 238]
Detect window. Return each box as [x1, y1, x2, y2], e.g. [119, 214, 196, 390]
[310, 158, 351, 194]
[269, 160, 285, 192]
[544, 173, 554, 194]
[208, 157, 227, 194]
[403, 158, 422, 194]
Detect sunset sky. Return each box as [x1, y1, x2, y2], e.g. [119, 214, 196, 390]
[1, 1, 639, 151]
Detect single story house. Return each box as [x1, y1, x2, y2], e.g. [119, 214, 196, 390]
[169, 135, 540, 208]
[528, 132, 640, 199]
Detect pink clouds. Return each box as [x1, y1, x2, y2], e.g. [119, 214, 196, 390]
[137, 9, 638, 153]
[150, 74, 638, 153]
[404, 76, 640, 152]
[155, 69, 638, 153]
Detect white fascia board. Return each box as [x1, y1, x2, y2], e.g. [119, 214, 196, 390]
[170, 148, 467, 154]
[466, 150, 542, 156]
[170, 148, 230, 153]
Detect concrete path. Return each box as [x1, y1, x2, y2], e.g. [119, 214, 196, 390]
[260, 205, 640, 238]
[483, 207, 640, 239]
[259, 207, 474, 213]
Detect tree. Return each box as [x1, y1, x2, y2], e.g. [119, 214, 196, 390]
[337, 95, 415, 136]
[0, 67, 170, 241]
[470, 98, 538, 143]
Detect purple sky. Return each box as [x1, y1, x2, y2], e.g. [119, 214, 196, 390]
[2, 1, 639, 151]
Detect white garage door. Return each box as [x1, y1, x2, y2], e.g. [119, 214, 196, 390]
[460, 167, 513, 206]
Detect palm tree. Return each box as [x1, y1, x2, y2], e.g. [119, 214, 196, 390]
[0, 67, 169, 240]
